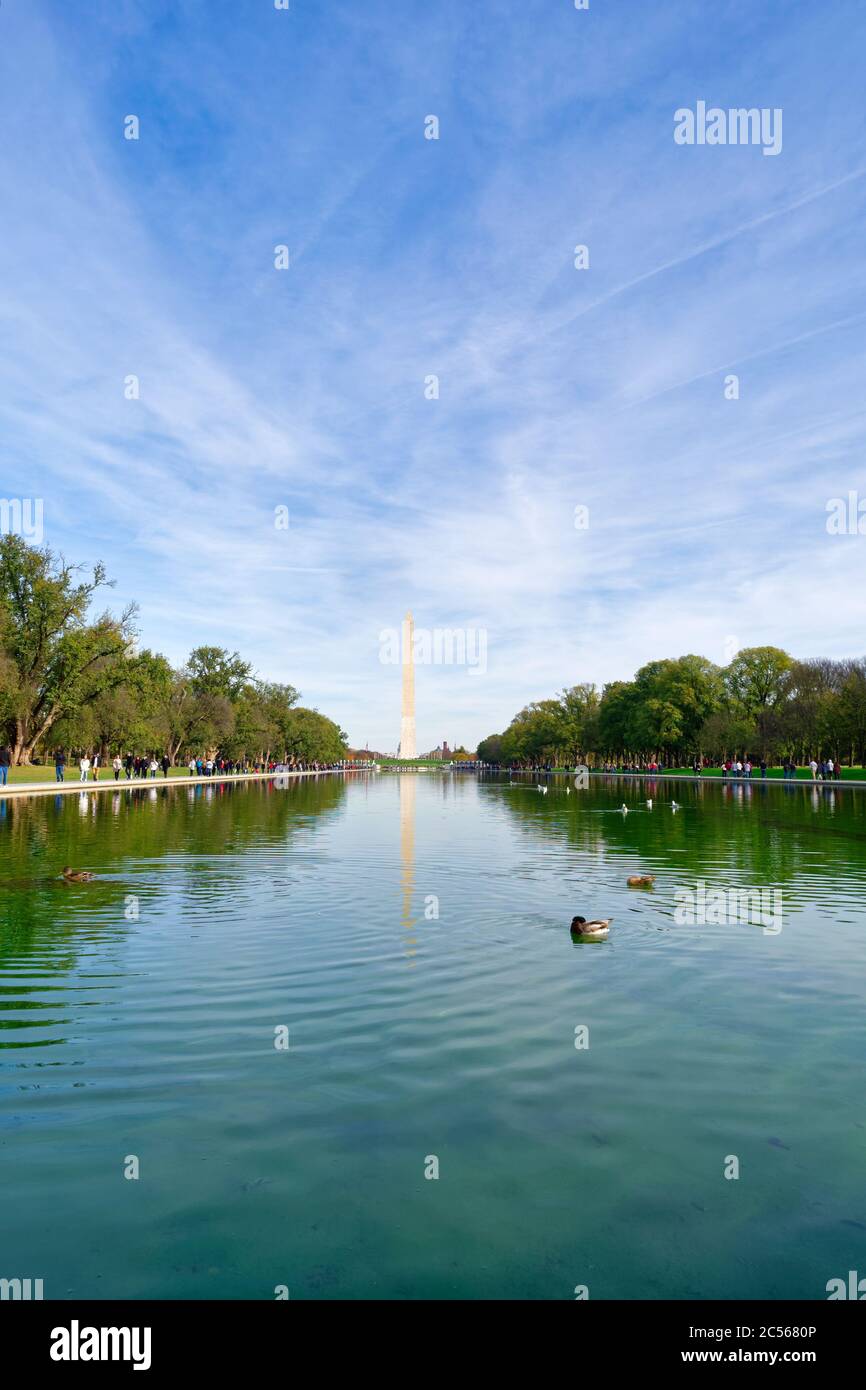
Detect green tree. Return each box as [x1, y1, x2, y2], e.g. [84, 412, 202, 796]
[557, 683, 600, 761]
[477, 733, 504, 762]
[628, 656, 723, 756]
[501, 701, 566, 763]
[0, 536, 136, 763]
[187, 646, 253, 700]
[724, 646, 793, 716]
[281, 707, 347, 763]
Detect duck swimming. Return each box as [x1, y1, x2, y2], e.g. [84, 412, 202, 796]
[627, 874, 655, 887]
[61, 867, 95, 882]
[570, 916, 611, 940]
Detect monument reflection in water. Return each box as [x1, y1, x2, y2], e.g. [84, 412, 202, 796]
[400, 774, 417, 965]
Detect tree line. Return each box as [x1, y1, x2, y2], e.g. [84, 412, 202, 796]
[477, 648, 866, 767]
[0, 536, 348, 766]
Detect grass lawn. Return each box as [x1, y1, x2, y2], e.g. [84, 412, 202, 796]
[4, 765, 197, 785]
[592, 766, 863, 781]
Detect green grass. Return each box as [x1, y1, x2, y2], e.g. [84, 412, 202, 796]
[4, 762, 863, 785]
[622, 766, 861, 781]
[5, 765, 204, 785]
[570, 766, 861, 782]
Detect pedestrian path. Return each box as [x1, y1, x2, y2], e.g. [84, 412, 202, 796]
[0, 768, 358, 799]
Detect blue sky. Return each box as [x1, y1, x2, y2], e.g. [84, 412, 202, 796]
[2, 0, 865, 752]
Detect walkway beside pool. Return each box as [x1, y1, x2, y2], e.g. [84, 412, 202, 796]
[586, 770, 866, 788]
[0, 768, 369, 800]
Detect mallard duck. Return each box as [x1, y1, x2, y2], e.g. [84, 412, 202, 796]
[627, 874, 655, 887]
[61, 867, 94, 882]
[570, 916, 611, 940]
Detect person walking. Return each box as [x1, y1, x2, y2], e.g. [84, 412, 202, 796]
[113, 755, 123, 780]
[79, 754, 91, 782]
[809, 758, 818, 780]
[760, 759, 767, 778]
[0, 744, 11, 787]
[188, 757, 197, 777]
[92, 752, 100, 782]
[148, 757, 158, 779]
[161, 754, 171, 779]
[55, 749, 66, 782]
[124, 753, 134, 779]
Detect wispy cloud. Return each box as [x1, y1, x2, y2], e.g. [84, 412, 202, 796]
[1, 0, 865, 751]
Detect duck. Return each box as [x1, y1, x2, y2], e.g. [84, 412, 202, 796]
[621, 804, 629, 814]
[627, 874, 656, 888]
[570, 916, 611, 940]
[646, 798, 653, 808]
[61, 866, 95, 882]
[671, 800, 679, 811]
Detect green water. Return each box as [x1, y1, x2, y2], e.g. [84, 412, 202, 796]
[0, 772, 864, 1300]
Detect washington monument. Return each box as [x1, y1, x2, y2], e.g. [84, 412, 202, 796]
[399, 610, 417, 759]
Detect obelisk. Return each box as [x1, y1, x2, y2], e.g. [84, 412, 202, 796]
[400, 611, 417, 759]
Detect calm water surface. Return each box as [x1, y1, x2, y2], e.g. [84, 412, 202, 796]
[1, 772, 864, 1299]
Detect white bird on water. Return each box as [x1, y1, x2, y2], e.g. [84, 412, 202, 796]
[537, 784, 548, 794]
[621, 804, 629, 814]
[672, 800, 679, 811]
[566, 786, 570, 795]
[646, 798, 653, 808]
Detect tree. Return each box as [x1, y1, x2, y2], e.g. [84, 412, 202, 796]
[834, 661, 866, 765]
[724, 646, 793, 716]
[477, 734, 504, 763]
[225, 681, 301, 762]
[597, 680, 637, 758]
[557, 683, 600, 761]
[501, 701, 567, 763]
[281, 707, 347, 763]
[0, 536, 136, 762]
[187, 647, 253, 701]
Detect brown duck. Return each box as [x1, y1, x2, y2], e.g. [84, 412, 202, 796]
[570, 916, 611, 940]
[61, 867, 95, 882]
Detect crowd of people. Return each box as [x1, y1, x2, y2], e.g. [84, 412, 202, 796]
[493, 757, 847, 780]
[48, 753, 370, 783]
